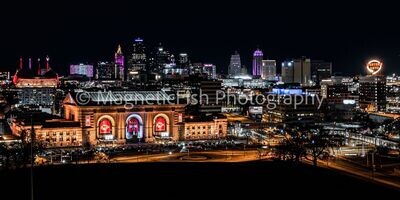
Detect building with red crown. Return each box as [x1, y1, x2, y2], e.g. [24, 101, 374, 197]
[13, 57, 59, 113]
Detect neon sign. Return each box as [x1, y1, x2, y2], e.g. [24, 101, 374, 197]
[367, 60, 382, 75]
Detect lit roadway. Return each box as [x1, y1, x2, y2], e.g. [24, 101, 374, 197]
[225, 113, 255, 123]
[302, 156, 400, 190]
[109, 149, 400, 191]
[111, 150, 260, 163]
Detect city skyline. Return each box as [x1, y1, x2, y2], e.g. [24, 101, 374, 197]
[2, 2, 400, 198]
[4, 39, 398, 77]
[1, 2, 400, 75]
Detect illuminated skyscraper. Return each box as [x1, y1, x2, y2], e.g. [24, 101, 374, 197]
[96, 61, 118, 80]
[359, 75, 386, 112]
[190, 63, 203, 75]
[252, 49, 263, 77]
[311, 60, 332, 85]
[172, 53, 189, 75]
[128, 37, 146, 80]
[293, 57, 311, 86]
[178, 53, 189, 66]
[114, 44, 124, 80]
[203, 64, 217, 79]
[228, 51, 241, 78]
[281, 60, 294, 83]
[262, 60, 276, 81]
[155, 43, 172, 72]
[178, 52, 190, 72]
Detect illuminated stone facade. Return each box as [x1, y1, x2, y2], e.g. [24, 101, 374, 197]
[63, 91, 185, 145]
[183, 118, 227, 140]
[10, 114, 83, 148]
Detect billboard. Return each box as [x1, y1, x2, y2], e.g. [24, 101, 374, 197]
[99, 119, 111, 134]
[127, 118, 140, 134]
[85, 115, 91, 127]
[366, 60, 382, 75]
[249, 106, 263, 114]
[155, 117, 166, 132]
[343, 99, 356, 105]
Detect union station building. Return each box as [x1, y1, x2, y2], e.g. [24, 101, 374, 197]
[61, 90, 227, 146]
[62, 90, 185, 145]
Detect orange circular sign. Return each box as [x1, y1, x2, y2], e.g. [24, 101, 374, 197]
[366, 60, 382, 75]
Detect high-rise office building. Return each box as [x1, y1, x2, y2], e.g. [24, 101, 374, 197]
[387, 75, 400, 113]
[268, 94, 319, 124]
[70, 64, 94, 78]
[175, 53, 190, 75]
[252, 49, 263, 77]
[359, 75, 386, 112]
[190, 63, 203, 75]
[190, 79, 223, 114]
[203, 64, 217, 79]
[293, 57, 311, 86]
[128, 38, 146, 80]
[96, 61, 118, 80]
[155, 43, 172, 73]
[178, 53, 189, 67]
[262, 60, 276, 81]
[228, 51, 241, 78]
[281, 60, 294, 83]
[311, 60, 332, 85]
[114, 45, 124, 81]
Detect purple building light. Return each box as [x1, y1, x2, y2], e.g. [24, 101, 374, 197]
[252, 49, 263, 77]
[70, 64, 94, 78]
[115, 44, 125, 80]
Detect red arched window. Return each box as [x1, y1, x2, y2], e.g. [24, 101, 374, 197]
[99, 119, 112, 134]
[155, 117, 166, 132]
[127, 118, 140, 134]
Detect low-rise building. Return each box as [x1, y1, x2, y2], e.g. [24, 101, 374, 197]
[10, 111, 82, 147]
[183, 115, 227, 140]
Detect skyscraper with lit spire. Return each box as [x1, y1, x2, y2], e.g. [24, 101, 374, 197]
[115, 44, 125, 80]
[127, 37, 146, 80]
[252, 49, 263, 77]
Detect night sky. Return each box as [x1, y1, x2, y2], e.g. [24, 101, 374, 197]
[1, 1, 400, 76]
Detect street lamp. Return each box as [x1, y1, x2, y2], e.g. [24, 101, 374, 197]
[30, 114, 35, 200]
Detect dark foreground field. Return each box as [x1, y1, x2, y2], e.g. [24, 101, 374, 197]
[0, 161, 399, 199]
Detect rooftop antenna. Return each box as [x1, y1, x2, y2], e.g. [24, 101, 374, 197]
[37, 58, 41, 75]
[46, 55, 50, 71]
[19, 57, 23, 69]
